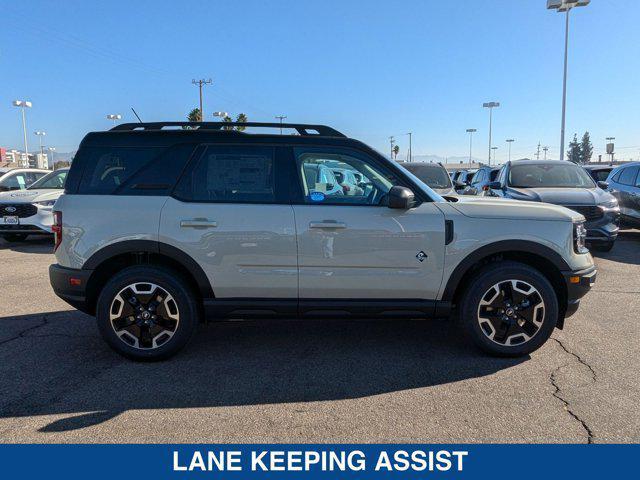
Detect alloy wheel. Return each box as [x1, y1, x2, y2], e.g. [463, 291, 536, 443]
[109, 282, 180, 350]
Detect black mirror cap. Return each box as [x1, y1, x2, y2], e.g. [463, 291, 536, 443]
[487, 181, 502, 190]
[597, 181, 609, 190]
[388, 186, 415, 209]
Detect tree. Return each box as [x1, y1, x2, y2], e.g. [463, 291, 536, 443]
[580, 131, 593, 164]
[566, 134, 581, 164]
[235, 113, 248, 131]
[392, 144, 400, 159]
[187, 108, 201, 122]
[222, 115, 234, 131]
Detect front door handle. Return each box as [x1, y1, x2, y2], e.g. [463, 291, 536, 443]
[309, 220, 347, 229]
[180, 219, 218, 228]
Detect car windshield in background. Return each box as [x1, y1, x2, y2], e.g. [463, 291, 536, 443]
[27, 170, 67, 190]
[509, 164, 595, 188]
[403, 164, 452, 189]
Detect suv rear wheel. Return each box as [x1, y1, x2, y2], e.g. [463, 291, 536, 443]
[459, 261, 558, 357]
[96, 265, 199, 361]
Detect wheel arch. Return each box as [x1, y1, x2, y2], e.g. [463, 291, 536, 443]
[442, 240, 570, 327]
[82, 240, 214, 315]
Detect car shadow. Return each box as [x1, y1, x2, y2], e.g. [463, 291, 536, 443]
[590, 229, 640, 265]
[0, 236, 53, 254]
[0, 310, 527, 433]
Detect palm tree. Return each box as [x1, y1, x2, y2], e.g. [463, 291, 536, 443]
[236, 113, 248, 131]
[222, 115, 234, 131]
[187, 108, 201, 123]
[392, 144, 400, 159]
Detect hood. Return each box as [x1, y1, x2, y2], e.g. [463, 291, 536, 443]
[432, 186, 456, 195]
[0, 189, 60, 203]
[448, 196, 584, 222]
[507, 187, 614, 206]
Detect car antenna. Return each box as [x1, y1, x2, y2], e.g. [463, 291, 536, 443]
[131, 107, 143, 123]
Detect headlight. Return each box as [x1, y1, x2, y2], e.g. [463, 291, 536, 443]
[574, 222, 588, 254]
[601, 199, 618, 209]
[35, 200, 56, 207]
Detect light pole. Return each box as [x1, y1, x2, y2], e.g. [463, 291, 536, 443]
[48, 147, 56, 168]
[214, 111, 228, 119]
[506, 139, 514, 162]
[491, 146, 498, 164]
[606, 136, 615, 163]
[12, 100, 32, 160]
[106, 114, 122, 125]
[275, 115, 287, 134]
[389, 136, 395, 160]
[405, 132, 412, 162]
[466, 128, 477, 165]
[547, 0, 590, 161]
[34, 131, 46, 156]
[483, 102, 500, 165]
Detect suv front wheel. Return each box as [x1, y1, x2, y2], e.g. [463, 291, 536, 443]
[459, 261, 558, 357]
[96, 266, 199, 361]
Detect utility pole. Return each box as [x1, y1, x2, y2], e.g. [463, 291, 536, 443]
[543, 146, 549, 160]
[536, 142, 541, 160]
[406, 132, 412, 162]
[275, 115, 287, 134]
[466, 129, 477, 166]
[192, 78, 212, 121]
[389, 136, 395, 160]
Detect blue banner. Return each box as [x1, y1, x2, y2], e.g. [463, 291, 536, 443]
[0, 444, 636, 479]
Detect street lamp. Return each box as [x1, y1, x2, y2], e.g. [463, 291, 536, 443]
[491, 146, 499, 164]
[606, 136, 615, 163]
[34, 131, 46, 156]
[405, 132, 413, 162]
[483, 102, 500, 165]
[389, 136, 395, 160]
[48, 147, 56, 168]
[106, 114, 122, 125]
[213, 111, 228, 119]
[547, 0, 590, 161]
[12, 100, 32, 158]
[466, 129, 477, 166]
[506, 139, 515, 162]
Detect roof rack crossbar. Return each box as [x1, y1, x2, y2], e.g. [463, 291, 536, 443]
[110, 122, 345, 137]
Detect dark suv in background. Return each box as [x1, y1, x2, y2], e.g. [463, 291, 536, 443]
[488, 160, 620, 251]
[605, 162, 640, 227]
[401, 162, 456, 195]
[461, 166, 501, 196]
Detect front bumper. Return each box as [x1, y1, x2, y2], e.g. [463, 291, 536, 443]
[562, 265, 597, 318]
[585, 209, 620, 244]
[49, 264, 92, 313]
[0, 205, 54, 235]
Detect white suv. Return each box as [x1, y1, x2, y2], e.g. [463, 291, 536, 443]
[49, 122, 596, 360]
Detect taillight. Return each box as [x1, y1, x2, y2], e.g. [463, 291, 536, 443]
[52, 210, 62, 252]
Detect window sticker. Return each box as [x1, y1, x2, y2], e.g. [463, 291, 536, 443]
[310, 192, 325, 202]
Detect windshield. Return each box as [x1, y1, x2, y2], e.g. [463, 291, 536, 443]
[27, 170, 67, 190]
[509, 164, 595, 188]
[403, 164, 452, 189]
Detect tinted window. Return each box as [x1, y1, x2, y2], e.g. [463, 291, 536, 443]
[0, 173, 28, 190]
[28, 170, 67, 190]
[509, 163, 595, 188]
[78, 147, 163, 194]
[617, 166, 639, 186]
[403, 164, 452, 189]
[174, 145, 276, 203]
[294, 147, 401, 206]
[589, 169, 612, 182]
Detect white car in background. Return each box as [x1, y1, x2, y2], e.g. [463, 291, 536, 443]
[0, 168, 68, 242]
[0, 168, 49, 192]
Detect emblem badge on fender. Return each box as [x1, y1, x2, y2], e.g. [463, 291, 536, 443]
[416, 251, 427, 262]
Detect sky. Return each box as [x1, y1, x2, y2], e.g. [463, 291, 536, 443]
[1, 0, 638, 163]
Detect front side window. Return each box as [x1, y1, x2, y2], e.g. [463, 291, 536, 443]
[617, 166, 639, 186]
[294, 148, 400, 206]
[174, 145, 276, 203]
[508, 163, 595, 188]
[28, 170, 67, 190]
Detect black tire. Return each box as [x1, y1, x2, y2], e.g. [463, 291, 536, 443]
[591, 241, 614, 252]
[96, 265, 200, 361]
[1, 233, 28, 242]
[458, 261, 558, 357]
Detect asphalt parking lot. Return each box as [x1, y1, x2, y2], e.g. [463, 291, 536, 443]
[0, 232, 638, 444]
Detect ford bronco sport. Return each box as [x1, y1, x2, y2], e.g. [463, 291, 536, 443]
[49, 122, 596, 360]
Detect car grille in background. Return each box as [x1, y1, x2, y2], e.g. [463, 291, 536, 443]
[0, 204, 37, 218]
[564, 205, 604, 221]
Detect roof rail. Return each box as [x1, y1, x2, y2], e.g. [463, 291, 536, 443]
[110, 122, 346, 137]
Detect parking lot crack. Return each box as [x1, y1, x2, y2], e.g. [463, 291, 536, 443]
[552, 337, 597, 382]
[0, 315, 49, 347]
[550, 364, 594, 444]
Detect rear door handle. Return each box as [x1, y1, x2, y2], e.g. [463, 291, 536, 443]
[309, 220, 347, 229]
[180, 219, 218, 228]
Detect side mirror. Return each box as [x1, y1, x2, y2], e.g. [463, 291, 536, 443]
[597, 181, 609, 190]
[486, 181, 502, 190]
[388, 186, 415, 209]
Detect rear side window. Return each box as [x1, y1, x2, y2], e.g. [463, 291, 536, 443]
[78, 147, 163, 194]
[174, 145, 277, 203]
[617, 166, 639, 186]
